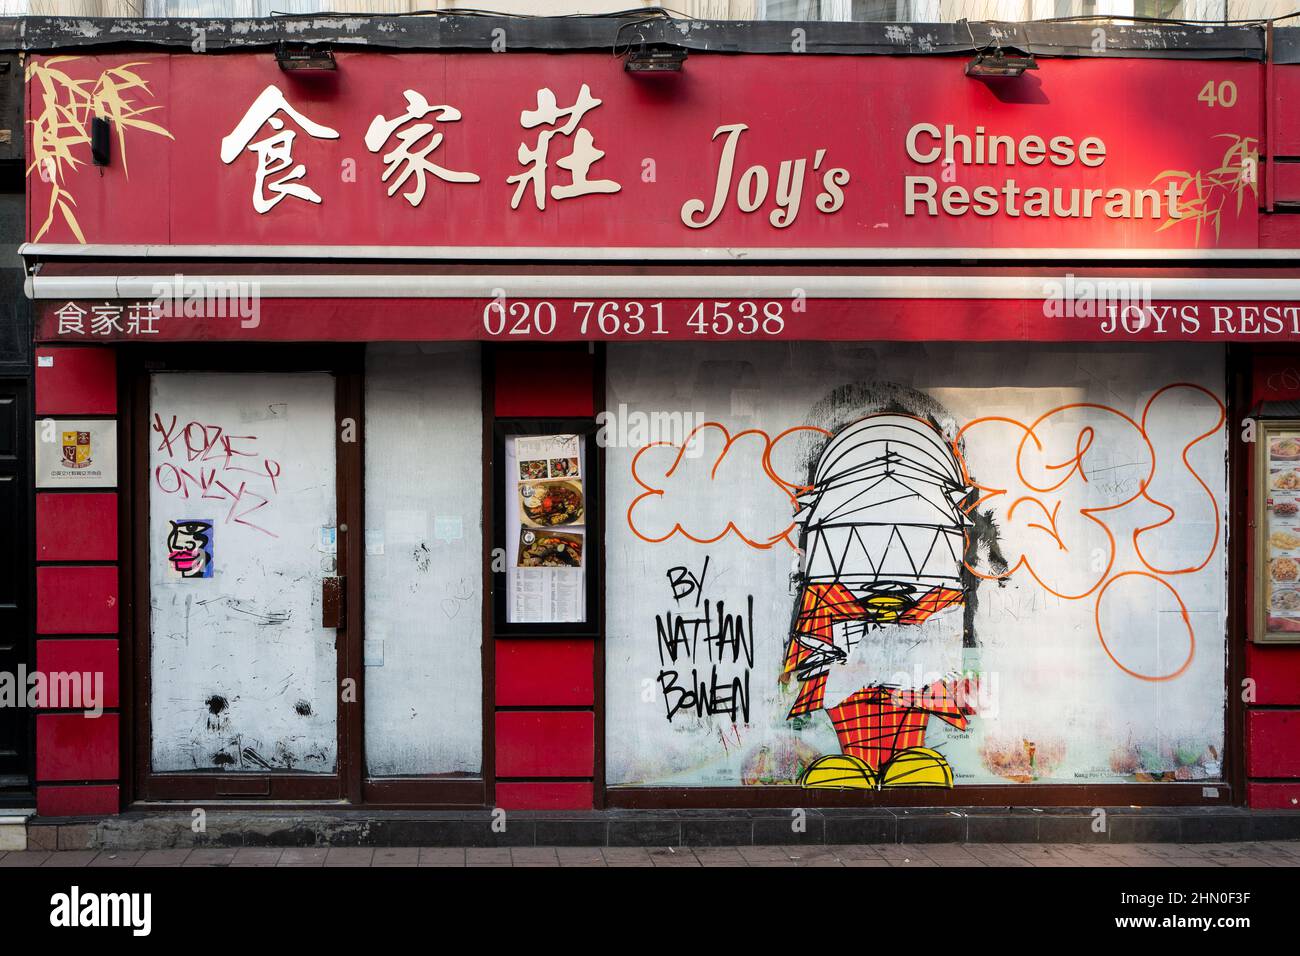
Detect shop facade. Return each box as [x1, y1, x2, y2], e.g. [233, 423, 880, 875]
[14, 16, 1300, 818]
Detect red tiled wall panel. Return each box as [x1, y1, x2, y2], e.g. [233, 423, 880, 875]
[496, 640, 594, 707]
[495, 782, 594, 811]
[34, 347, 117, 415]
[1245, 644, 1300, 706]
[32, 346, 121, 816]
[36, 713, 119, 782]
[36, 785, 120, 818]
[495, 711, 594, 778]
[1248, 710, 1300, 778]
[36, 492, 118, 562]
[36, 566, 118, 634]
[1247, 782, 1300, 811]
[36, 639, 120, 710]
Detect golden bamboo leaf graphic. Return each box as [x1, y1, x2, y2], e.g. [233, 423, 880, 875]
[25, 57, 174, 242]
[1150, 134, 1257, 247]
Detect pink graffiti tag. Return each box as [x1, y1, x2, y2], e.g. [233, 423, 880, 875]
[152, 413, 282, 537]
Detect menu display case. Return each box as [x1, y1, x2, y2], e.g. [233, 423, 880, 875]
[493, 418, 601, 635]
[1257, 419, 1300, 644]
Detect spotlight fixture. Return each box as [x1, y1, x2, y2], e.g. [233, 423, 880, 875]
[90, 115, 111, 166]
[275, 42, 337, 72]
[966, 47, 1038, 79]
[624, 43, 687, 73]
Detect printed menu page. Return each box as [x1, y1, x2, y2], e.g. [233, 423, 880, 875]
[1266, 430, 1300, 634]
[505, 433, 587, 624]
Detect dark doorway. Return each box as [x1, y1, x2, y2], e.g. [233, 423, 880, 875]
[0, 172, 32, 802]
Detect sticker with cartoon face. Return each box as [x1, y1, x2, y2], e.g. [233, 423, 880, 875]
[167, 519, 214, 579]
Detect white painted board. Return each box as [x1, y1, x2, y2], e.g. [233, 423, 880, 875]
[604, 342, 1229, 788]
[363, 344, 483, 777]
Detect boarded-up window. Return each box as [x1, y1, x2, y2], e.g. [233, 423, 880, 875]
[604, 342, 1228, 789]
[363, 344, 483, 777]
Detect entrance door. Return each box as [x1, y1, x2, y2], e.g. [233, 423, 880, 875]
[140, 371, 346, 799]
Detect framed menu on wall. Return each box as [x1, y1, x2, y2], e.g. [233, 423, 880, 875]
[1257, 419, 1300, 644]
[493, 419, 601, 635]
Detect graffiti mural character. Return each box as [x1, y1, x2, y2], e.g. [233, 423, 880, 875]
[785, 413, 987, 790]
[167, 519, 214, 579]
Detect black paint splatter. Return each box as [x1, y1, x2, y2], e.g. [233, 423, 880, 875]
[413, 543, 432, 573]
[241, 747, 272, 770]
[960, 494, 1011, 649]
[293, 699, 313, 717]
[205, 695, 228, 715]
[211, 752, 236, 767]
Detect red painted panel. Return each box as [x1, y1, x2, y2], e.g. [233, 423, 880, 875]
[36, 493, 118, 562]
[1250, 348, 1300, 404]
[496, 640, 594, 707]
[36, 566, 118, 634]
[495, 347, 593, 416]
[37, 785, 120, 818]
[35, 713, 119, 782]
[495, 781, 593, 811]
[1258, 213, 1300, 248]
[1275, 67, 1300, 157]
[34, 347, 117, 415]
[1247, 710, 1300, 777]
[36, 639, 119, 710]
[1245, 644, 1300, 706]
[1247, 782, 1300, 811]
[495, 711, 594, 778]
[1273, 162, 1300, 205]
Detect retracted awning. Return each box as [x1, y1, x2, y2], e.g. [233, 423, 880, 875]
[23, 256, 1300, 344]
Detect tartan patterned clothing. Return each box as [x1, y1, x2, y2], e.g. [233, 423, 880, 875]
[784, 581, 972, 763]
[784, 581, 967, 720]
[784, 583, 966, 677]
[824, 681, 971, 771]
[784, 582, 862, 676]
[897, 586, 965, 624]
[787, 671, 829, 718]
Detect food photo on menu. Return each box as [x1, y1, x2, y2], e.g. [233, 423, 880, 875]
[518, 529, 585, 568]
[519, 458, 549, 480]
[518, 478, 585, 527]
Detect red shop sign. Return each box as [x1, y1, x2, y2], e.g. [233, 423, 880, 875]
[26, 53, 1263, 254]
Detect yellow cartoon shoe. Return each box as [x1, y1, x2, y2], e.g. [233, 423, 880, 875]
[800, 753, 878, 790]
[879, 748, 955, 789]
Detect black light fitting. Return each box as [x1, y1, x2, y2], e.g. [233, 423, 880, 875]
[275, 42, 337, 72]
